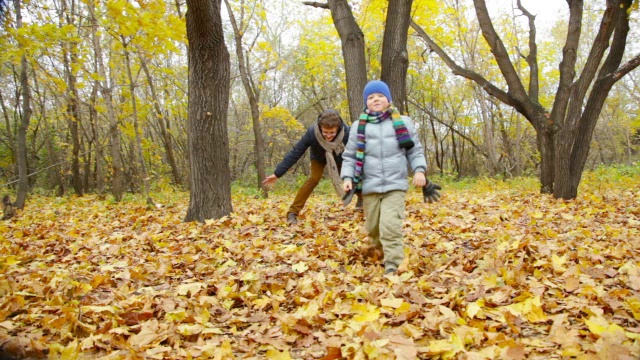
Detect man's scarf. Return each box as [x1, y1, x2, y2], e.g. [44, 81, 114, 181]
[314, 123, 346, 197]
[353, 106, 414, 190]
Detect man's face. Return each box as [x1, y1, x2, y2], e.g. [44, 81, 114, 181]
[321, 126, 339, 142]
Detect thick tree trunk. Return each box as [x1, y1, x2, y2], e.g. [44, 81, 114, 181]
[184, 0, 232, 222]
[328, 0, 367, 123]
[553, 0, 635, 199]
[380, 0, 413, 114]
[14, 0, 31, 210]
[537, 122, 555, 194]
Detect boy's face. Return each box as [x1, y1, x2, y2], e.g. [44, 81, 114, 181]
[366, 93, 390, 112]
[320, 126, 339, 142]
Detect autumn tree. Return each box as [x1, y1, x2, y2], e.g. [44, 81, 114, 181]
[224, 0, 268, 196]
[13, 0, 32, 209]
[88, 0, 124, 202]
[412, 0, 640, 199]
[59, 0, 83, 196]
[184, 0, 233, 222]
[303, 0, 367, 123]
[380, 0, 413, 114]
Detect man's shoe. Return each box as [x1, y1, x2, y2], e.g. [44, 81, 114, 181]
[286, 213, 298, 225]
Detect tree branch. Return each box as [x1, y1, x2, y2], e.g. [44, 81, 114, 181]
[473, 0, 528, 104]
[408, 99, 489, 158]
[549, 0, 582, 130]
[302, 1, 329, 9]
[515, 0, 539, 102]
[613, 53, 640, 82]
[411, 21, 529, 117]
[565, 0, 619, 129]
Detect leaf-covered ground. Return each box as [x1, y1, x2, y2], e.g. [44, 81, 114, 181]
[1, 168, 640, 359]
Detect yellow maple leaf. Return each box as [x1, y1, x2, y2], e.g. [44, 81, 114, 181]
[380, 297, 404, 308]
[503, 296, 547, 323]
[466, 299, 484, 319]
[176, 282, 205, 297]
[552, 254, 567, 273]
[292, 262, 308, 273]
[624, 298, 640, 320]
[294, 301, 319, 319]
[266, 348, 292, 360]
[395, 302, 412, 316]
[177, 324, 203, 335]
[584, 316, 625, 338]
[426, 333, 464, 359]
[364, 339, 390, 357]
[352, 302, 380, 322]
[129, 320, 161, 348]
[165, 309, 186, 322]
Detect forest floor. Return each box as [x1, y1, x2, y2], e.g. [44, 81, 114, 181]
[1, 166, 639, 359]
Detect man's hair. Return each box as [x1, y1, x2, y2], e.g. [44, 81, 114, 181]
[317, 109, 342, 129]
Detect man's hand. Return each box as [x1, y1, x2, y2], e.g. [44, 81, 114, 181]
[262, 174, 278, 186]
[422, 181, 442, 203]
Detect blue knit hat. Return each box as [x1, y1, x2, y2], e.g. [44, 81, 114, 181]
[363, 80, 392, 105]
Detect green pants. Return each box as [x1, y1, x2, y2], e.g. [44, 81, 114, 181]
[363, 190, 406, 269]
[288, 160, 325, 215]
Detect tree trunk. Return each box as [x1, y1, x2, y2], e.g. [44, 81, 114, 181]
[123, 42, 154, 206]
[60, 0, 83, 196]
[1, 85, 16, 174]
[88, 0, 123, 201]
[304, 0, 367, 123]
[473, 87, 500, 175]
[380, 0, 413, 114]
[224, 0, 267, 196]
[412, 0, 639, 199]
[554, 0, 636, 199]
[14, 0, 31, 210]
[184, 0, 232, 222]
[88, 82, 104, 193]
[139, 53, 182, 186]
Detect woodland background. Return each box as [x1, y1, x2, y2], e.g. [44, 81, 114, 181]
[1, 0, 640, 359]
[0, 0, 638, 202]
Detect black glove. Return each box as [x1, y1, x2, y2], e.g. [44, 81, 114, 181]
[422, 182, 442, 203]
[342, 187, 357, 206]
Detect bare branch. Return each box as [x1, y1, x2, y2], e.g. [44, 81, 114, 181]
[612, 53, 640, 82]
[565, 0, 619, 128]
[411, 21, 522, 112]
[473, 0, 528, 103]
[408, 99, 489, 158]
[515, 0, 539, 101]
[302, 1, 329, 9]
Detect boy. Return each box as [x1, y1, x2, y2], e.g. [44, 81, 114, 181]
[263, 109, 360, 224]
[341, 80, 437, 274]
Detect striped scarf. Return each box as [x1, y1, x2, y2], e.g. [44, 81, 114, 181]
[353, 106, 414, 190]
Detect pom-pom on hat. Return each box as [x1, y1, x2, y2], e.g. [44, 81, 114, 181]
[363, 80, 392, 105]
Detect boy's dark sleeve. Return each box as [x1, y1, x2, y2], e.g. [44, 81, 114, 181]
[274, 126, 315, 178]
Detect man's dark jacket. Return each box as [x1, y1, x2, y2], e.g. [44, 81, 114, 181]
[274, 123, 350, 178]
